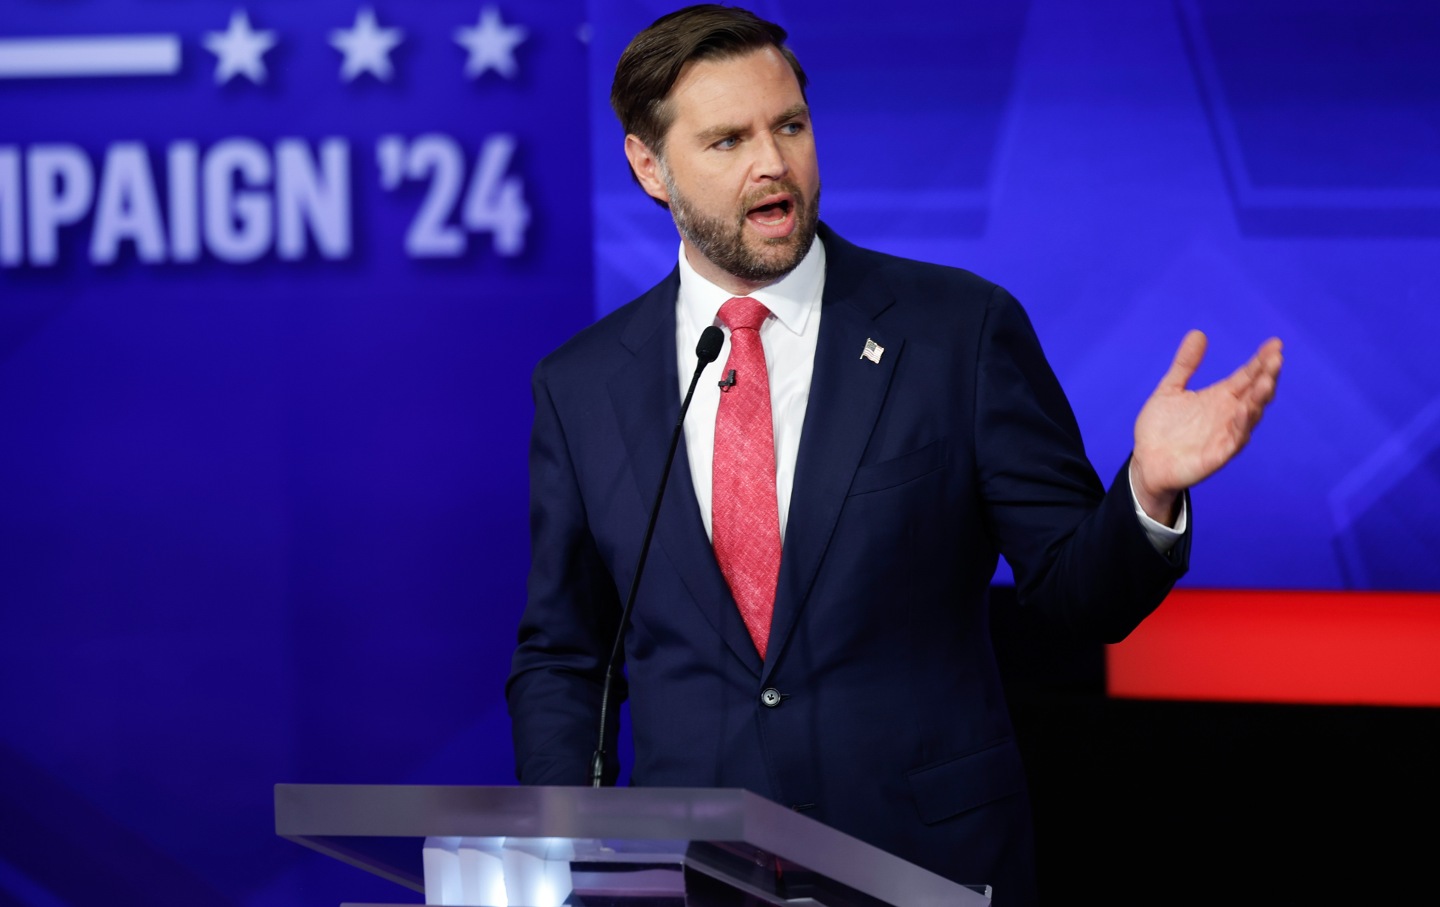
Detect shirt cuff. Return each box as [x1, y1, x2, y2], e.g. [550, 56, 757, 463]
[1128, 462, 1187, 554]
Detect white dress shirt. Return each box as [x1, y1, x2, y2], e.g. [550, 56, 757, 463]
[676, 238, 825, 543]
[672, 236, 1184, 550]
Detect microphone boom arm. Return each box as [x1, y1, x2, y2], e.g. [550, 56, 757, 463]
[591, 325, 724, 787]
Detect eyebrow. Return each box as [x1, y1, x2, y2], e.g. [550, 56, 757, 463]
[773, 103, 811, 127]
[693, 104, 812, 145]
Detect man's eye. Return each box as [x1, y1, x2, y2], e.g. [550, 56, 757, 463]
[779, 123, 803, 136]
[714, 137, 739, 150]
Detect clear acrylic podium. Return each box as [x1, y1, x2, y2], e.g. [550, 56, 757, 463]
[274, 784, 992, 907]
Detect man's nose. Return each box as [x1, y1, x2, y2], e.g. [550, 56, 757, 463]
[750, 134, 789, 181]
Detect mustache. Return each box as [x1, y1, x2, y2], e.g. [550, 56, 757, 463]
[740, 181, 806, 213]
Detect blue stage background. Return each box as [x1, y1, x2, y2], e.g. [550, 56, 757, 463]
[1, 1, 1436, 905]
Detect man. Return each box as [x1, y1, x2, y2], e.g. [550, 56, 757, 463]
[507, 5, 1282, 903]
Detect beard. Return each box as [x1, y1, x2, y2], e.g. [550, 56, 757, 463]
[661, 163, 820, 286]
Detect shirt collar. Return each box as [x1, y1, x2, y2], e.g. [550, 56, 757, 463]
[676, 235, 826, 338]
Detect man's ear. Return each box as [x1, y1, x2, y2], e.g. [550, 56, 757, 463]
[624, 135, 670, 206]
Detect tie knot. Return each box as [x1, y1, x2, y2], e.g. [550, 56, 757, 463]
[719, 297, 770, 333]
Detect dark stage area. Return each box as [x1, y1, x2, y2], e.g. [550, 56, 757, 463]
[991, 586, 1440, 905]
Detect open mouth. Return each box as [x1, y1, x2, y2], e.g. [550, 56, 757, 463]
[745, 195, 796, 237]
[748, 199, 791, 223]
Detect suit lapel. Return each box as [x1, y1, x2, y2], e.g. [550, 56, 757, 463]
[763, 230, 902, 681]
[610, 272, 764, 677]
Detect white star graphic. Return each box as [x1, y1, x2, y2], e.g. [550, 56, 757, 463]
[454, 6, 527, 80]
[203, 9, 277, 85]
[330, 7, 403, 83]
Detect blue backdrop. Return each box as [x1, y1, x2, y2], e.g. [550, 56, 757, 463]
[1, 1, 1436, 905]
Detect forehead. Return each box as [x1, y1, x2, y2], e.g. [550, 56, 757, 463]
[665, 46, 805, 134]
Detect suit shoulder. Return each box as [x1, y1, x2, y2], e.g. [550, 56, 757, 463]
[535, 302, 628, 374]
[533, 271, 677, 384]
[877, 251, 1007, 302]
[822, 227, 1012, 311]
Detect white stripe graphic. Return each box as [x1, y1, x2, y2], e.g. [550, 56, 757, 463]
[0, 35, 181, 78]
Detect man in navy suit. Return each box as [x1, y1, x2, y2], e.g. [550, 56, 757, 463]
[507, 5, 1282, 903]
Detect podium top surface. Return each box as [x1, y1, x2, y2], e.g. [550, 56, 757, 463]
[278, 783, 810, 840]
[274, 784, 990, 907]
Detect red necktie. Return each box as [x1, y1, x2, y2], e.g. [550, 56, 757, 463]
[713, 297, 781, 659]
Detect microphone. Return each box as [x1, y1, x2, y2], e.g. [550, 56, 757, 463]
[591, 325, 724, 787]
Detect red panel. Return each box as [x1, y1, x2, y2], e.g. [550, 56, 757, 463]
[1106, 589, 1440, 706]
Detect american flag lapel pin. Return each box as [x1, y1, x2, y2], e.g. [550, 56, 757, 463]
[860, 338, 884, 364]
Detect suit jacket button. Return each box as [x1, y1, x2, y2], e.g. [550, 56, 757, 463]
[760, 688, 783, 708]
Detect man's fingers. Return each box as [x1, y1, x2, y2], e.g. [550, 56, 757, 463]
[1260, 337, 1284, 385]
[1226, 336, 1284, 400]
[1157, 329, 1208, 392]
[1218, 339, 1283, 439]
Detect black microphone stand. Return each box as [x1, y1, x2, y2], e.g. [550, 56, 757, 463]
[591, 326, 724, 787]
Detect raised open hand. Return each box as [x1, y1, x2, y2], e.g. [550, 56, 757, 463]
[1130, 330, 1283, 523]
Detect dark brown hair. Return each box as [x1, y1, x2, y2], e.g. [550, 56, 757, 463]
[611, 4, 808, 161]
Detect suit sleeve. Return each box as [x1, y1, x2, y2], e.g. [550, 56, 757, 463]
[974, 286, 1189, 642]
[505, 360, 625, 785]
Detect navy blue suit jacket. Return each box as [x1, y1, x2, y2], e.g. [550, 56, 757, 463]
[507, 224, 1189, 904]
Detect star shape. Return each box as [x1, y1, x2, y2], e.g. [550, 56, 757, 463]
[330, 7, 404, 83]
[454, 6, 527, 80]
[203, 9, 277, 85]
